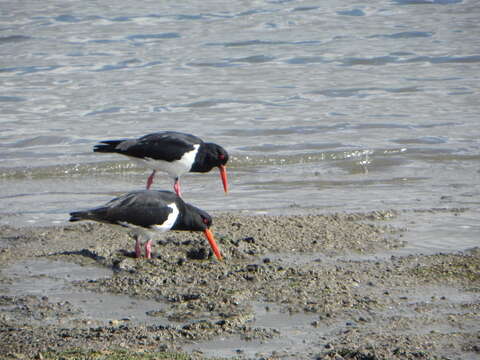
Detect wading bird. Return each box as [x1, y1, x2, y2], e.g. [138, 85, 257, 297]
[69, 190, 222, 260]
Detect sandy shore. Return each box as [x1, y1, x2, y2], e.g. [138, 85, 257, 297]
[0, 210, 479, 359]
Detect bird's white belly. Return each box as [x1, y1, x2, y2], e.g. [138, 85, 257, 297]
[131, 144, 199, 178]
[153, 203, 179, 232]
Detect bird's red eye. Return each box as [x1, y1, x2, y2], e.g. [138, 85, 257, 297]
[202, 218, 209, 225]
[219, 154, 225, 160]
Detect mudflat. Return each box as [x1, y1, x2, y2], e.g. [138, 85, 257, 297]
[0, 210, 479, 359]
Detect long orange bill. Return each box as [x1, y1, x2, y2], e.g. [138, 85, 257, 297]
[219, 165, 228, 193]
[204, 228, 222, 261]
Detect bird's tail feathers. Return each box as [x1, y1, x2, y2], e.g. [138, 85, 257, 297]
[69, 207, 108, 222]
[93, 140, 124, 153]
[69, 211, 89, 222]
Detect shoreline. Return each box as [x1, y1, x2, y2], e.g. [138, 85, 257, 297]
[0, 209, 479, 359]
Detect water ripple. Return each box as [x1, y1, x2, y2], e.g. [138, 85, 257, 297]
[341, 56, 399, 66]
[54, 15, 82, 23]
[392, 137, 448, 145]
[310, 86, 421, 98]
[240, 142, 344, 152]
[286, 56, 329, 64]
[221, 121, 461, 137]
[0, 35, 31, 44]
[126, 33, 181, 41]
[174, 98, 286, 108]
[394, 0, 462, 4]
[229, 55, 276, 63]
[339, 54, 480, 66]
[0, 96, 26, 102]
[405, 55, 480, 64]
[92, 59, 162, 72]
[10, 136, 74, 148]
[222, 124, 340, 136]
[0, 65, 63, 75]
[174, 14, 205, 20]
[85, 107, 123, 116]
[336, 9, 365, 16]
[369, 31, 434, 39]
[206, 39, 321, 47]
[186, 61, 238, 68]
[292, 6, 319, 12]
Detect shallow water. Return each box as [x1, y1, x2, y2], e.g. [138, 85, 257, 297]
[8, 259, 476, 359]
[1, 0, 479, 252]
[0, 259, 170, 326]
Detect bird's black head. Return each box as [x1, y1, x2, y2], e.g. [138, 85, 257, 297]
[200, 143, 229, 171]
[177, 203, 212, 231]
[200, 211, 212, 228]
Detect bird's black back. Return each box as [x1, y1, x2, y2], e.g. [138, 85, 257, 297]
[70, 190, 183, 228]
[104, 131, 203, 162]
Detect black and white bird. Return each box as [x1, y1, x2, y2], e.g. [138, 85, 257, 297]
[93, 131, 229, 197]
[69, 190, 222, 260]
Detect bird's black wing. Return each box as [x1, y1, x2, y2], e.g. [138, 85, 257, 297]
[117, 131, 202, 162]
[95, 191, 179, 228]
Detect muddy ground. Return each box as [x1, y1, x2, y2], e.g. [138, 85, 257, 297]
[0, 209, 479, 359]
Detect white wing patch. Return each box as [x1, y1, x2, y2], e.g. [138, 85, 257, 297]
[153, 203, 179, 232]
[130, 144, 200, 179]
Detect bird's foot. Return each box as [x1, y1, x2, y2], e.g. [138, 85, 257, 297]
[146, 170, 156, 190]
[135, 237, 142, 258]
[174, 179, 182, 197]
[144, 239, 152, 259]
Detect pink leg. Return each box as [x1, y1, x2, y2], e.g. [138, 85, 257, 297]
[146, 170, 156, 190]
[173, 177, 182, 197]
[135, 237, 142, 258]
[144, 239, 152, 259]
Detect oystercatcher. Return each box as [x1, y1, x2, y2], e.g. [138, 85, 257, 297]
[69, 190, 222, 260]
[93, 131, 229, 197]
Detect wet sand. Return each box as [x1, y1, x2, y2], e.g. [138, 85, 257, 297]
[0, 210, 479, 359]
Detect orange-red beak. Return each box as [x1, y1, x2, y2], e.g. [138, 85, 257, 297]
[219, 165, 228, 193]
[203, 228, 222, 261]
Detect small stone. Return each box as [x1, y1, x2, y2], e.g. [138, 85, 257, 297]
[186, 247, 209, 260]
[246, 264, 260, 272]
[182, 294, 201, 301]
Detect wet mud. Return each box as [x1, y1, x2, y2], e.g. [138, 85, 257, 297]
[0, 210, 479, 359]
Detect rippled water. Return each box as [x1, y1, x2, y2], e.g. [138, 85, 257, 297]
[1, 0, 479, 248]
